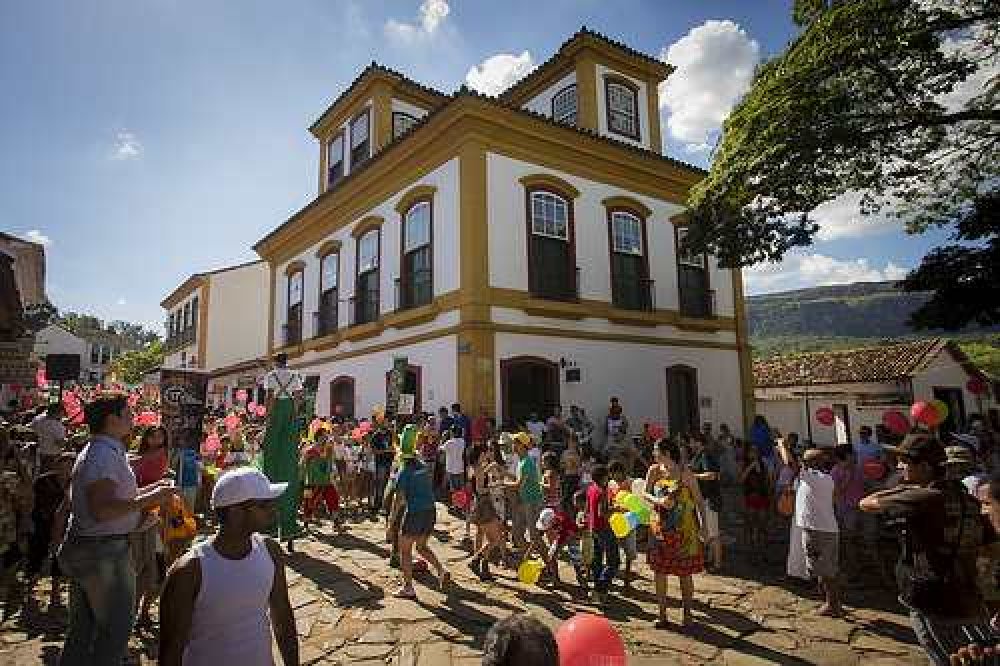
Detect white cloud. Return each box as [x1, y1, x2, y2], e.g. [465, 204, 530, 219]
[384, 0, 450, 44]
[110, 130, 142, 160]
[745, 252, 909, 295]
[811, 191, 900, 241]
[465, 51, 535, 96]
[659, 20, 760, 149]
[116, 297, 127, 306]
[21, 230, 52, 247]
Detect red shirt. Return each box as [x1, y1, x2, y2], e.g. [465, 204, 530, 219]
[131, 448, 168, 487]
[553, 511, 579, 545]
[470, 416, 489, 442]
[586, 483, 608, 531]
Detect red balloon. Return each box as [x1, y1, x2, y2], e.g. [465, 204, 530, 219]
[815, 407, 835, 426]
[966, 377, 988, 395]
[910, 401, 937, 426]
[556, 613, 626, 666]
[882, 410, 910, 436]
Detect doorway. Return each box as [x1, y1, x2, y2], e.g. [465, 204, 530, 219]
[329, 376, 355, 419]
[932, 387, 966, 434]
[666, 365, 699, 435]
[384, 365, 422, 416]
[500, 357, 560, 428]
[833, 403, 850, 445]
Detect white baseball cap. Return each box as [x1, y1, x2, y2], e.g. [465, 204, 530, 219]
[536, 507, 557, 531]
[211, 467, 287, 509]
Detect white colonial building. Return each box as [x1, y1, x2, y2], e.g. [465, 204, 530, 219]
[754, 338, 999, 446]
[161, 260, 270, 408]
[251, 28, 753, 441]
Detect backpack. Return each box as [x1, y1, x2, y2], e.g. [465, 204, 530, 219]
[895, 482, 985, 615]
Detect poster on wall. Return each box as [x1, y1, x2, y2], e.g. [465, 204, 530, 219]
[160, 368, 208, 451]
[386, 356, 408, 416]
[398, 393, 415, 415]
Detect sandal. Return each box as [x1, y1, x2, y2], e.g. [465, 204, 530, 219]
[393, 587, 417, 600]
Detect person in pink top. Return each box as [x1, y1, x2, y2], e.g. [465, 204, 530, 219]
[831, 444, 865, 576]
[129, 426, 170, 628]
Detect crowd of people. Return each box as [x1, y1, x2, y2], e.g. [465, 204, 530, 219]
[1, 382, 999, 665]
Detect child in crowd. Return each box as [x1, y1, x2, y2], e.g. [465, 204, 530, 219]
[535, 506, 582, 586]
[541, 452, 563, 514]
[573, 490, 591, 586]
[560, 434, 582, 514]
[300, 430, 341, 529]
[586, 464, 619, 605]
[609, 460, 637, 590]
[740, 439, 772, 560]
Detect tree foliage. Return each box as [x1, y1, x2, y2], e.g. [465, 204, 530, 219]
[686, 0, 999, 268]
[108, 340, 164, 385]
[22, 300, 59, 333]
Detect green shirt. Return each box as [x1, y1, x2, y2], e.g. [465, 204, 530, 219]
[303, 447, 332, 486]
[518, 456, 543, 504]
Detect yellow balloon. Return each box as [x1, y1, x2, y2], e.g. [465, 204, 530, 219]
[610, 512, 630, 538]
[517, 558, 544, 584]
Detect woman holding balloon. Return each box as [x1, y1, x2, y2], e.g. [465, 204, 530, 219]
[643, 438, 706, 628]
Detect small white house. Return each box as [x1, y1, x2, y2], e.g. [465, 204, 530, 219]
[753, 338, 998, 446]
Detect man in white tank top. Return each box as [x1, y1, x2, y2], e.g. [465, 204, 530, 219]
[159, 468, 299, 665]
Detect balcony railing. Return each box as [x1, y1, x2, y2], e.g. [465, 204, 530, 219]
[530, 266, 580, 302]
[679, 288, 716, 318]
[612, 276, 655, 312]
[313, 306, 338, 338]
[282, 320, 302, 347]
[165, 326, 196, 351]
[351, 288, 379, 327]
[395, 269, 433, 311]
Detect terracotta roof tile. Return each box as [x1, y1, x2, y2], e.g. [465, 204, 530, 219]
[753, 338, 947, 388]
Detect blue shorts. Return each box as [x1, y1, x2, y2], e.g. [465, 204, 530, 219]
[401, 509, 436, 537]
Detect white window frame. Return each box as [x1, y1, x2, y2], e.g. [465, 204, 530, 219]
[320, 252, 338, 292]
[327, 133, 345, 185]
[358, 230, 379, 274]
[676, 227, 707, 268]
[350, 110, 370, 164]
[530, 191, 569, 241]
[552, 84, 577, 125]
[403, 202, 431, 253]
[392, 112, 418, 140]
[611, 211, 643, 256]
[607, 81, 638, 138]
[288, 271, 304, 307]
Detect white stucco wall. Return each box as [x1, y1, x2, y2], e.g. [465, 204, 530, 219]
[486, 153, 735, 319]
[595, 65, 651, 151]
[297, 334, 458, 418]
[274, 158, 460, 344]
[494, 332, 744, 441]
[912, 352, 996, 423]
[522, 72, 578, 117]
[204, 263, 269, 371]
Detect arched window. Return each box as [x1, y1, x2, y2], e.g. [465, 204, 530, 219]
[608, 209, 651, 310]
[355, 229, 380, 324]
[527, 189, 576, 300]
[285, 267, 304, 345]
[605, 77, 640, 140]
[399, 201, 433, 309]
[317, 250, 339, 336]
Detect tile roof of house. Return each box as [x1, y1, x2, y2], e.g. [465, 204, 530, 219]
[753, 338, 950, 388]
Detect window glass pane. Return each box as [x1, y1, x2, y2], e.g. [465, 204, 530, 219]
[552, 85, 577, 125]
[359, 230, 379, 273]
[351, 111, 369, 148]
[321, 253, 338, 291]
[403, 202, 431, 253]
[677, 227, 706, 268]
[288, 271, 303, 306]
[612, 212, 643, 255]
[328, 135, 344, 165]
[392, 112, 418, 139]
[530, 192, 569, 240]
[607, 82, 637, 136]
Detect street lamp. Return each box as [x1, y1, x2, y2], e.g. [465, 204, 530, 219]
[799, 363, 813, 444]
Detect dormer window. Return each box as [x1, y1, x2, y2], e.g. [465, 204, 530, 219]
[606, 78, 639, 140]
[552, 84, 577, 125]
[327, 132, 345, 187]
[392, 112, 418, 140]
[350, 110, 370, 168]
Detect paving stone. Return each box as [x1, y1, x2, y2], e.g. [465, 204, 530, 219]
[722, 649, 789, 666]
[344, 642, 395, 660]
[358, 624, 398, 644]
[417, 641, 452, 666]
[791, 644, 861, 665]
[851, 631, 912, 655]
[371, 601, 437, 622]
[797, 617, 854, 643]
[631, 629, 721, 661]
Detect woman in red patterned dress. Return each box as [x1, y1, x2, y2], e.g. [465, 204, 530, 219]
[643, 437, 706, 629]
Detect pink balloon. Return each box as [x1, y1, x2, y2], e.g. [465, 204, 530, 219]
[255, 405, 267, 418]
[224, 414, 242, 432]
[247, 401, 258, 412]
[359, 420, 373, 434]
[815, 407, 835, 426]
[236, 389, 248, 403]
[202, 434, 220, 455]
[882, 410, 910, 436]
[910, 401, 937, 427]
[556, 613, 626, 666]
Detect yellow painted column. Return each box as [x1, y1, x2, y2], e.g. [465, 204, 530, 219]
[266, 262, 276, 357]
[456, 141, 495, 416]
[372, 82, 393, 152]
[646, 76, 663, 154]
[731, 268, 755, 436]
[575, 53, 599, 132]
[317, 136, 329, 195]
[197, 281, 210, 369]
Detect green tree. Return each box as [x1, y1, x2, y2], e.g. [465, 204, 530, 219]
[686, 0, 998, 327]
[23, 300, 59, 333]
[108, 340, 164, 384]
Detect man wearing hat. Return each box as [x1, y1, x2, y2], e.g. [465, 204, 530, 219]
[860, 434, 991, 666]
[159, 468, 298, 666]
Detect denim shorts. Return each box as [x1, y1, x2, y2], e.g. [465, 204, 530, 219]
[401, 509, 436, 537]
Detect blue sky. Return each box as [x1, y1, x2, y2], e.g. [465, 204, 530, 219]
[0, 0, 951, 331]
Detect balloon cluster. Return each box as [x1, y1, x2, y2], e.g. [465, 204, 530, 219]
[135, 410, 160, 427]
[882, 409, 910, 436]
[350, 420, 374, 442]
[911, 399, 949, 428]
[609, 490, 651, 538]
[202, 432, 221, 455]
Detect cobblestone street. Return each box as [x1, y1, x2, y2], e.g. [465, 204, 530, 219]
[0, 498, 932, 666]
